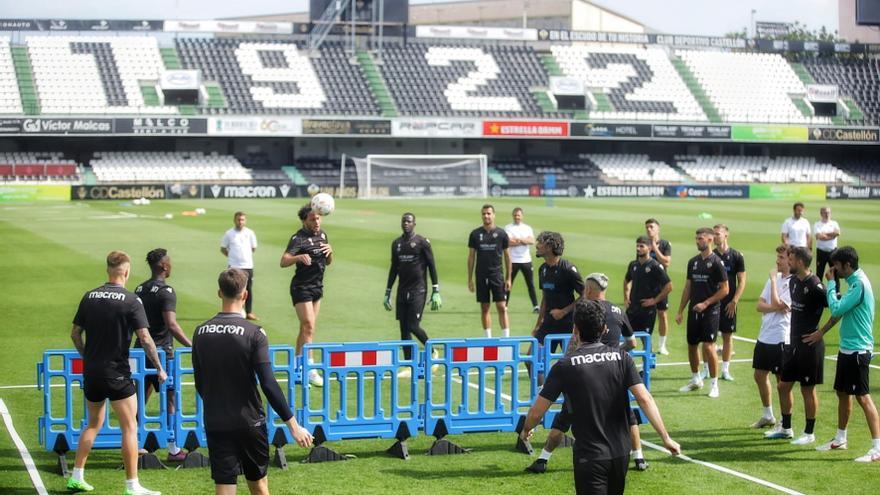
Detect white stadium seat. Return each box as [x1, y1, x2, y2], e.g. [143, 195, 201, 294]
[91, 151, 251, 183]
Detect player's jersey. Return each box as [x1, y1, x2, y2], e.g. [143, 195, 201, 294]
[686, 253, 728, 311]
[134, 278, 177, 349]
[790, 274, 827, 342]
[713, 247, 746, 306]
[388, 234, 436, 294]
[538, 258, 585, 332]
[73, 283, 149, 378]
[624, 258, 670, 309]
[286, 227, 330, 290]
[192, 312, 271, 431]
[540, 343, 642, 460]
[468, 226, 509, 275]
[599, 300, 634, 347]
[649, 239, 672, 266]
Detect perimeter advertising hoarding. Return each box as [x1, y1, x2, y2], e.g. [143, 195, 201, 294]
[0, 185, 70, 202]
[749, 184, 826, 200]
[825, 185, 880, 199]
[666, 185, 749, 198]
[732, 125, 809, 142]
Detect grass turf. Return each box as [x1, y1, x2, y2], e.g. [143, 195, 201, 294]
[0, 197, 878, 494]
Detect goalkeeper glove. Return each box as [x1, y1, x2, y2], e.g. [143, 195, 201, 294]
[430, 285, 442, 311]
[383, 288, 393, 311]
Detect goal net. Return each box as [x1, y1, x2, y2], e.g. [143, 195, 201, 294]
[350, 154, 488, 199]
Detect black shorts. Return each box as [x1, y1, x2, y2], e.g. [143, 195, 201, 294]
[719, 310, 736, 334]
[291, 286, 323, 305]
[781, 342, 825, 386]
[573, 454, 628, 495]
[83, 375, 136, 403]
[144, 346, 173, 393]
[626, 307, 657, 334]
[833, 351, 872, 396]
[206, 424, 270, 485]
[535, 324, 573, 351]
[475, 273, 506, 304]
[686, 309, 719, 345]
[752, 341, 784, 374]
[656, 297, 668, 311]
[551, 407, 573, 433]
[396, 291, 426, 323]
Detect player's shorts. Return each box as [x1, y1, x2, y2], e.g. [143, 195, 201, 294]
[83, 375, 136, 403]
[656, 296, 668, 311]
[752, 341, 785, 374]
[573, 454, 628, 495]
[686, 308, 720, 345]
[144, 346, 174, 393]
[475, 273, 506, 303]
[396, 291, 426, 323]
[833, 351, 871, 396]
[626, 307, 657, 334]
[781, 342, 825, 386]
[206, 424, 270, 485]
[719, 307, 736, 333]
[291, 286, 323, 305]
[551, 407, 573, 433]
[536, 322, 574, 352]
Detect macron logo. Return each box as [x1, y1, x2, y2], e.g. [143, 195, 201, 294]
[570, 352, 621, 366]
[89, 291, 125, 301]
[197, 324, 245, 336]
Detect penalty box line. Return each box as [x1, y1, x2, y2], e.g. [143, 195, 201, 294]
[0, 398, 49, 495]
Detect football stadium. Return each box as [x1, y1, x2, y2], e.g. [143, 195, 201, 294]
[0, 0, 879, 494]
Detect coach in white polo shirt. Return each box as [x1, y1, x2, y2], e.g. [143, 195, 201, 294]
[504, 207, 540, 313]
[221, 211, 259, 320]
[781, 202, 812, 250]
[814, 206, 841, 281]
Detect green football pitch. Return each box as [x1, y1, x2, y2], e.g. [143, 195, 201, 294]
[0, 197, 878, 494]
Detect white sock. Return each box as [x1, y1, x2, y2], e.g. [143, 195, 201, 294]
[167, 442, 181, 455]
[721, 361, 730, 373]
[711, 377, 718, 388]
[692, 372, 701, 381]
[836, 429, 848, 443]
[631, 448, 644, 460]
[484, 328, 492, 338]
[763, 406, 774, 418]
[659, 336, 667, 348]
[72, 467, 85, 482]
[502, 328, 510, 337]
[539, 448, 553, 461]
[125, 479, 140, 491]
[702, 363, 709, 374]
[872, 438, 880, 450]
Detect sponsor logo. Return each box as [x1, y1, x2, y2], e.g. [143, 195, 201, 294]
[483, 121, 568, 137]
[118, 117, 206, 135]
[88, 291, 125, 300]
[809, 127, 879, 143]
[209, 117, 301, 136]
[671, 186, 747, 198]
[827, 185, 880, 199]
[21, 118, 112, 134]
[197, 324, 245, 336]
[570, 352, 622, 365]
[572, 123, 652, 138]
[393, 119, 480, 137]
[222, 186, 278, 198]
[74, 185, 165, 200]
[595, 186, 665, 197]
[302, 119, 391, 135]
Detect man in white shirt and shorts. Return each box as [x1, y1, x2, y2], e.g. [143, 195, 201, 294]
[221, 211, 259, 320]
[505, 207, 539, 313]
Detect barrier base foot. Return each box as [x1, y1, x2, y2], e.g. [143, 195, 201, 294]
[137, 452, 167, 470]
[181, 451, 211, 469]
[562, 435, 576, 448]
[515, 437, 534, 455]
[302, 445, 350, 463]
[427, 438, 470, 455]
[56, 453, 70, 477]
[273, 446, 289, 470]
[386, 440, 409, 460]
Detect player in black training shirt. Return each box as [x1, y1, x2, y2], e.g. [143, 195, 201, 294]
[766, 247, 837, 445]
[531, 231, 584, 372]
[467, 204, 512, 338]
[134, 248, 192, 462]
[68, 251, 165, 495]
[645, 218, 673, 355]
[676, 227, 728, 399]
[384, 213, 442, 362]
[713, 224, 747, 381]
[624, 235, 673, 341]
[192, 269, 313, 493]
[526, 273, 650, 475]
[281, 203, 333, 387]
[521, 299, 680, 495]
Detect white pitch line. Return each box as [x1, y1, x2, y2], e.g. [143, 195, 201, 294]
[734, 335, 880, 370]
[0, 398, 49, 495]
[641, 439, 806, 495]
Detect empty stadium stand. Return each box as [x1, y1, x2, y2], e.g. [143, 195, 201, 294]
[801, 57, 879, 125]
[584, 153, 684, 183]
[678, 50, 831, 124]
[0, 152, 78, 181]
[675, 155, 853, 184]
[0, 39, 23, 114]
[829, 160, 880, 185]
[90, 151, 251, 183]
[551, 44, 707, 122]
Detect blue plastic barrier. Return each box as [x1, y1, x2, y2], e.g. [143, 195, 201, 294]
[172, 347, 207, 454]
[300, 341, 420, 460]
[263, 345, 300, 449]
[423, 337, 538, 449]
[37, 349, 168, 471]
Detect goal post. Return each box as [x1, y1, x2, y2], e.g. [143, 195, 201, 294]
[350, 154, 488, 199]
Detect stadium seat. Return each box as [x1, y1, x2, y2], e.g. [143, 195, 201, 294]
[584, 154, 683, 183]
[551, 44, 707, 122]
[675, 155, 853, 183]
[801, 57, 880, 125]
[0, 38, 23, 114]
[90, 151, 251, 183]
[0, 151, 79, 182]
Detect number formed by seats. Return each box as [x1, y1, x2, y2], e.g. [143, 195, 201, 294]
[425, 47, 522, 112]
[235, 42, 327, 109]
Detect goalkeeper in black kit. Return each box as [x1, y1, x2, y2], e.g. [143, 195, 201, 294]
[385, 213, 442, 364]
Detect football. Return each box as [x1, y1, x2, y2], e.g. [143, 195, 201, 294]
[310, 192, 335, 216]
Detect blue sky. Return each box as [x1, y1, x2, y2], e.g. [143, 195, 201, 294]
[1, 0, 840, 37]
